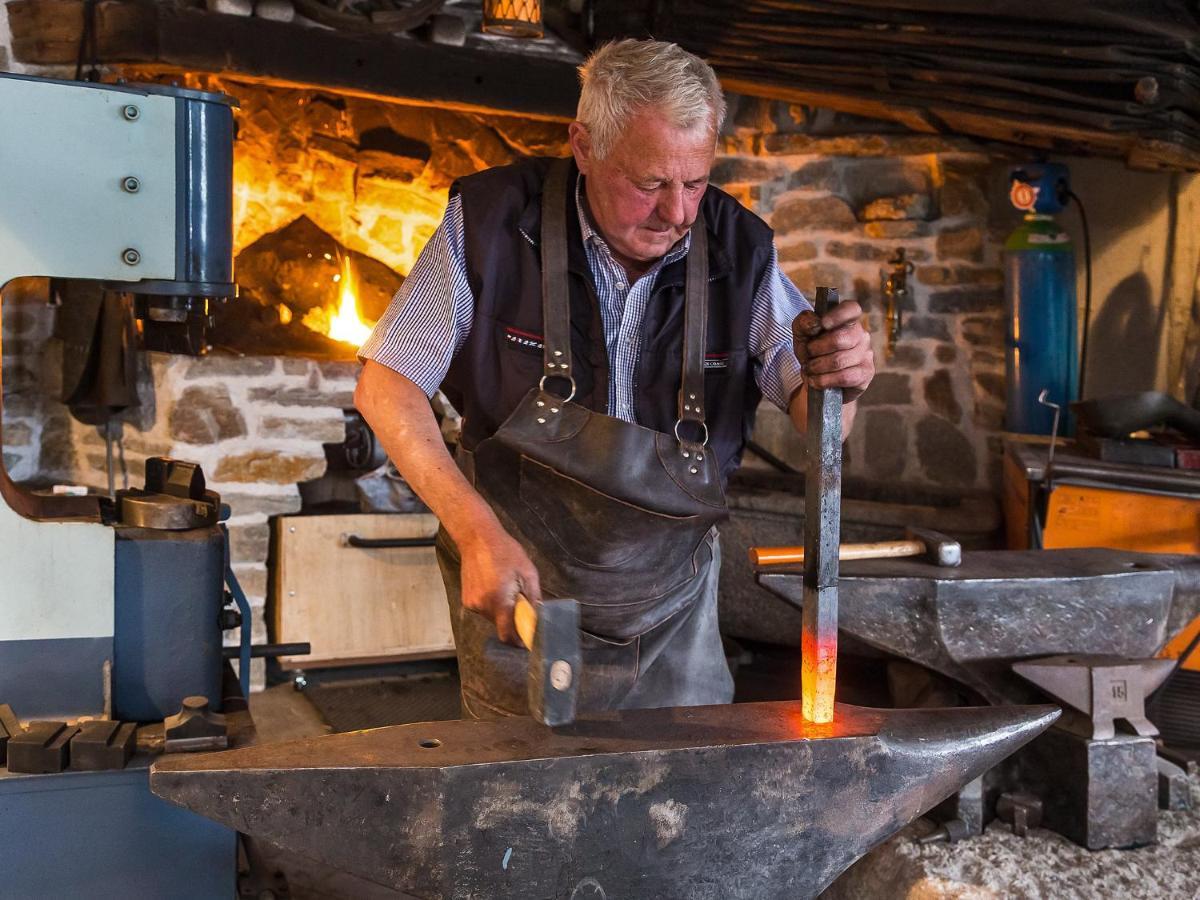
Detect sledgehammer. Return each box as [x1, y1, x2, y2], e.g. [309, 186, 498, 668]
[514, 595, 580, 728]
[749, 526, 962, 568]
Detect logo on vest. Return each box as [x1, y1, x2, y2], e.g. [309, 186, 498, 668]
[704, 352, 730, 371]
[504, 326, 545, 354]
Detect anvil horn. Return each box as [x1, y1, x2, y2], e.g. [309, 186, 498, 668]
[151, 701, 1058, 900]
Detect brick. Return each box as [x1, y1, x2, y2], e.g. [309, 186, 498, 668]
[972, 350, 1005, 367]
[936, 226, 985, 262]
[2, 421, 33, 447]
[787, 160, 840, 192]
[221, 492, 303, 518]
[940, 163, 989, 218]
[863, 221, 930, 239]
[905, 316, 952, 341]
[214, 451, 326, 484]
[38, 411, 76, 475]
[916, 416, 977, 486]
[825, 241, 889, 262]
[924, 369, 962, 422]
[784, 262, 850, 295]
[169, 386, 248, 444]
[917, 265, 1002, 287]
[771, 195, 858, 233]
[248, 387, 356, 408]
[1, 393, 36, 416]
[928, 288, 1002, 314]
[282, 358, 311, 376]
[859, 194, 932, 222]
[864, 410, 906, 480]
[185, 355, 276, 378]
[259, 415, 346, 442]
[317, 360, 361, 384]
[888, 345, 926, 370]
[229, 523, 270, 564]
[936, 345, 958, 364]
[962, 316, 1006, 346]
[710, 156, 788, 185]
[858, 372, 911, 406]
[779, 241, 819, 263]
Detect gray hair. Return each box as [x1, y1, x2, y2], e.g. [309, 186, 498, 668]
[576, 39, 726, 160]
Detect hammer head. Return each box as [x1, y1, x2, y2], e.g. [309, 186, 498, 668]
[526, 598, 581, 728]
[904, 526, 962, 567]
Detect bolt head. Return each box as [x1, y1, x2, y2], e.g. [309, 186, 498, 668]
[121, 176, 140, 193]
[122, 104, 140, 121]
[549, 659, 573, 692]
[122, 248, 141, 266]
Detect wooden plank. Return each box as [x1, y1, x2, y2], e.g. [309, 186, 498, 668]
[273, 513, 455, 668]
[7, 0, 579, 121]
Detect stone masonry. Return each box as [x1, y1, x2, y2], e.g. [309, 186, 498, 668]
[717, 97, 1007, 491]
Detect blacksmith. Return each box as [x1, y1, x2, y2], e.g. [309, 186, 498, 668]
[356, 39, 875, 717]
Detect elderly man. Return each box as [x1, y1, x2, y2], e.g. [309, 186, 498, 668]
[356, 39, 874, 718]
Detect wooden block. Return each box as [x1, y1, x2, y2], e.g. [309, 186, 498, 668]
[273, 513, 454, 668]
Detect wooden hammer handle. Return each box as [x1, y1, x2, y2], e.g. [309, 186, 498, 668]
[514, 594, 537, 651]
[750, 539, 926, 567]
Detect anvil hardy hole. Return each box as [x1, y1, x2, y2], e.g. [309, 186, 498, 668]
[419, 739, 442, 749]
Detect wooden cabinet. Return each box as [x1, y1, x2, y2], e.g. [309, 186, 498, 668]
[272, 513, 454, 669]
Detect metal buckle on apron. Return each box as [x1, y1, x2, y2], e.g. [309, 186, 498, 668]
[538, 374, 577, 404]
[673, 418, 709, 447]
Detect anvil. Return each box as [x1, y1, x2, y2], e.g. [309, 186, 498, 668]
[151, 700, 1057, 899]
[758, 548, 1200, 704]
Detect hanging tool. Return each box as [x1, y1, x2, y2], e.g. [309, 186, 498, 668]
[794, 286, 843, 724]
[883, 247, 913, 358]
[513, 595, 580, 728]
[750, 526, 961, 568]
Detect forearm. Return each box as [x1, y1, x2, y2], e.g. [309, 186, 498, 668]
[355, 360, 502, 549]
[787, 384, 859, 438]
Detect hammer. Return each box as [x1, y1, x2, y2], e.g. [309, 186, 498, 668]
[749, 526, 962, 568]
[513, 595, 581, 728]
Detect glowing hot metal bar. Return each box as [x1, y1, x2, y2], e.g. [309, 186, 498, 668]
[800, 286, 843, 723]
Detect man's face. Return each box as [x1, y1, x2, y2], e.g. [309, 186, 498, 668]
[570, 107, 716, 271]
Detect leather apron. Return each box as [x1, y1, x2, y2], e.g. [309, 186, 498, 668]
[441, 159, 731, 715]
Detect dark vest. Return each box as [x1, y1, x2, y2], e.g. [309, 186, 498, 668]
[442, 157, 774, 483]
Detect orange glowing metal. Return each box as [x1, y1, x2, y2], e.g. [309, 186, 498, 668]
[802, 630, 837, 724]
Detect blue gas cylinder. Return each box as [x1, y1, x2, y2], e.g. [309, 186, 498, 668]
[1003, 166, 1078, 435]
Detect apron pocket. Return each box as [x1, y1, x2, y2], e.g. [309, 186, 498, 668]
[518, 454, 710, 574]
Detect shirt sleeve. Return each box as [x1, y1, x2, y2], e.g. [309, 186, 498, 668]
[749, 246, 813, 411]
[358, 194, 474, 397]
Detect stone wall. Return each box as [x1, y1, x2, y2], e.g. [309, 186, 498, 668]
[719, 98, 1007, 491]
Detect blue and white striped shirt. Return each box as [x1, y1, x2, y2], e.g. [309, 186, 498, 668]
[360, 177, 811, 419]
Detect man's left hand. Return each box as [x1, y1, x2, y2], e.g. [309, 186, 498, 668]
[792, 301, 875, 402]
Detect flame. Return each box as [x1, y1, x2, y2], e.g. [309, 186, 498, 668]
[302, 255, 374, 347]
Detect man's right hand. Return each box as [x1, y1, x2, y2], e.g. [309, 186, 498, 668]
[458, 526, 542, 647]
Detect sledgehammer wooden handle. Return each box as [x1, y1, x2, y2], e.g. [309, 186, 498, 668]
[750, 540, 926, 567]
[514, 594, 537, 650]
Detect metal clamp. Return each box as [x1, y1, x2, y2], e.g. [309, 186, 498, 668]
[538, 374, 577, 404]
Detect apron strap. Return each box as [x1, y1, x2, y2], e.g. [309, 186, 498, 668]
[675, 212, 709, 445]
[539, 158, 575, 401]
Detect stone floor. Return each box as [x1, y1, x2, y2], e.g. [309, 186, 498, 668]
[824, 779, 1200, 900]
